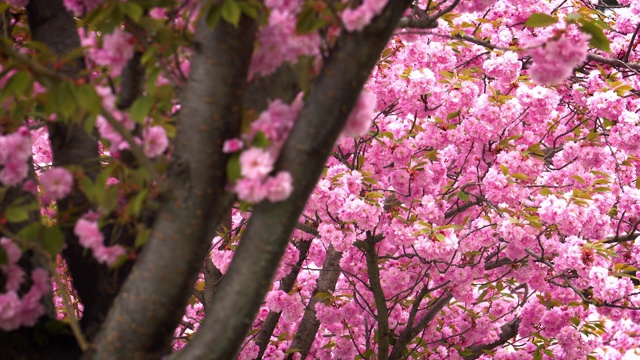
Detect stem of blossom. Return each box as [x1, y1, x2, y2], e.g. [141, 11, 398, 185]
[0, 224, 88, 351]
[49, 259, 89, 351]
[98, 109, 160, 179]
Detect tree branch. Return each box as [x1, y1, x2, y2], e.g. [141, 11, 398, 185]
[87, 11, 256, 359]
[363, 235, 390, 360]
[255, 240, 312, 358]
[462, 317, 521, 360]
[173, 2, 412, 358]
[287, 245, 343, 359]
[389, 292, 453, 360]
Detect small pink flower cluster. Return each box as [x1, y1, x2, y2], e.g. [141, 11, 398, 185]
[93, 29, 135, 76]
[95, 86, 135, 153]
[63, 0, 103, 15]
[5, 0, 28, 7]
[73, 213, 126, 266]
[0, 238, 50, 331]
[39, 167, 74, 203]
[456, 0, 498, 13]
[142, 126, 169, 158]
[0, 127, 32, 187]
[94, 86, 168, 158]
[341, 0, 389, 32]
[225, 96, 304, 203]
[250, 9, 321, 77]
[528, 32, 589, 85]
[234, 147, 293, 203]
[341, 91, 377, 138]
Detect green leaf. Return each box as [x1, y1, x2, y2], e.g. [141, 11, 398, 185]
[129, 96, 154, 124]
[571, 175, 586, 184]
[457, 191, 469, 201]
[134, 226, 151, 248]
[3, 71, 32, 99]
[5, 206, 30, 223]
[295, 3, 326, 34]
[253, 131, 271, 148]
[205, 4, 222, 29]
[579, 20, 610, 52]
[130, 189, 149, 217]
[76, 84, 102, 115]
[221, 0, 242, 27]
[524, 13, 558, 28]
[226, 153, 241, 184]
[121, 2, 143, 22]
[18, 222, 43, 242]
[101, 186, 120, 213]
[237, 1, 258, 19]
[511, 173, 529, 181]
[40, 226, 65, 256]
[435, 233, 445, 242]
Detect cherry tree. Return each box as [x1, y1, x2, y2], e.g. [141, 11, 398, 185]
[1, 0, 640, 359]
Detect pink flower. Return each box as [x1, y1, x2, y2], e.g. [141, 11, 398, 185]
[64, 0, 102, 15]
[40, 167, 74, 200]
[1, 237, 22, 265]
[7, 127, 31, 162]
[74, 218, 104, 249]
[20, 288, 45, 327]
[528, 32, 589, 85]
[342, 91, 376, 138]
[340, 0, 389, 32]
[93, 29, 135, 75]
[0, 291, 21, 331]
[143, 126, 169, 158]
[265, 171, 293, 202]
[93, 245, 126, 266]
[235, 178, 267, 203]
[6, 0, 28, 8]
[30, 268, 50, 295]
[239, 147, 274, 180]
[0, 160, 29, 186]
[222, 138, 244, 153]
[4, 267, 25, 292]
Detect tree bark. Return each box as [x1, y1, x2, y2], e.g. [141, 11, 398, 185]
[174, 2, 411, 358]
[86, 11, 257, 359]
[287, 246, 343, 359]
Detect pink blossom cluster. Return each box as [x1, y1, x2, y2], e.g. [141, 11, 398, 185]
[456, 0, 498, 13]
[0, 127, 32, 187]
[95, 86, 136, 153]
[340, 0, 389, 32]
[142, 126, 169, 158]
[341, 90, 377, 138]
[5, 0, 28, 7]
[251, 94, 304, 151]
[482, 51, 521, 89]
[250, 8, 321, 77]
[527, 32, 590, 85]
[63, 0, 103, 15]
[0, 238, 50, 331]
[228, 95, 306, 203]
[235, 148, 293, 203]
[73, 213, 126, 266]
[39, 167, 74, 203]
[92, 29, 135, 76]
